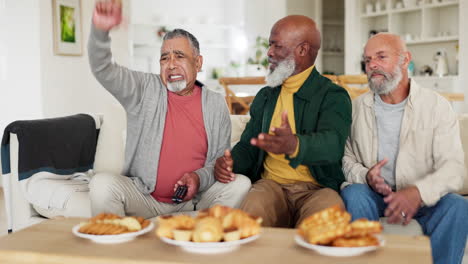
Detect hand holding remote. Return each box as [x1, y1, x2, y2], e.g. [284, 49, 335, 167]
[172, 185, 188, 204]
[173, 172, 200, 202]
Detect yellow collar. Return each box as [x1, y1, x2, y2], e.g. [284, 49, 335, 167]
[282, 65, 315, 93]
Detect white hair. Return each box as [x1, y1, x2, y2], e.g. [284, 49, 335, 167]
[166, 80, 187, 92]
[266, 56, 296, 87]
[368, 55, 405, 95]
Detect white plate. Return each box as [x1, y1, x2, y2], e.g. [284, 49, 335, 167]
[160, 234, 260, 254]
[72, 221, 154, 244]
[295, 234, 385, 257]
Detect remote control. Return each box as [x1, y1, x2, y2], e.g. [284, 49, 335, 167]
[172, 185, 188, 204]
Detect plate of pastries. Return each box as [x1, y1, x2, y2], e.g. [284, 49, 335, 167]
[295, 205, 384, 257]
[73, 213, 154, 244]
[156, 205, 262, 254]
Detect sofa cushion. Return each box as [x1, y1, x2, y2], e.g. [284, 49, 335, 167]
[230, 115, 251, 147]
[380, 217, 423, 236]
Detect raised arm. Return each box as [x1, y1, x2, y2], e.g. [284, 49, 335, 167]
[88, 0, 150, 113]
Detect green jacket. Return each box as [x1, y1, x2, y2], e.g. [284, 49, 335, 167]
[231, 68, 352, 191]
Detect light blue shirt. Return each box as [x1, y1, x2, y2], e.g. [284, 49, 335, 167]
[374, 93, 408, 189]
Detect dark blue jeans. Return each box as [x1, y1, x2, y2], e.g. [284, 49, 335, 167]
[341, 184, 468, 264]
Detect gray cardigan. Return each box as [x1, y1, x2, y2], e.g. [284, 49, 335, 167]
[88, 25, 231, 194]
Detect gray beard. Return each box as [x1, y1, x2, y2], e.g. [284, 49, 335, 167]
[166, 80, 187, 92]
[367, 66, 402, 95]
[266, 57, 296, 87]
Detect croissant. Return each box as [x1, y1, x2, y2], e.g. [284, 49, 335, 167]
[223, 209, 261, 238]
[192, 217, 223, 242]
[197, 204, 233, 219]
[156, 215, 195, 239]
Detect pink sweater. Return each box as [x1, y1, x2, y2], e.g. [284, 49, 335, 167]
[151, 86, 208, 203]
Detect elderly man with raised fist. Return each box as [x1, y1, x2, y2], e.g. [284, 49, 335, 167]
[87, 0, 250, 218]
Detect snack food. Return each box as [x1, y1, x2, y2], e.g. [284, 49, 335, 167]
[298, 205, 382, 247]
[78, 213, 151, 235]
[155, 205, 262, 242]
[156, 215, 195, 239]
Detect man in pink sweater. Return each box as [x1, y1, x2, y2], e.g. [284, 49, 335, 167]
[88, 0, 251, 218]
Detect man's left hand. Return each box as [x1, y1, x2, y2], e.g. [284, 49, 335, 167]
[251, 111, 298, 155]
[384, 186, 422, 225]
[174, 172, 200, 202]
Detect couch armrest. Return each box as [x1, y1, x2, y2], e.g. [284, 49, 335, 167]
[3, 133, 40, 232]
[2, 114, 103, 232]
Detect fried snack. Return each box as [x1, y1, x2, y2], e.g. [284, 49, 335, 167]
[223, 227, 241, 242]
[297, 205, 384, 247]
[297, 205, 351, 240]
[119, 217, 142, 231]
[197, 204, 233, 219]
[79, 223, 128, 235]
[298, 205, 351, 231]
[192, 217, 223, 242]
[135, 216, 151, 229]
[155, 215, 195, 239]
[78, 213, 152, 235]
[332, 235, 380, 247]
[89, 213, 121, 223]
[345, 219, 383, 238]
[172, 229, 193, 242]
[303, 222, 352, 245]
[223, 209, 261, 239]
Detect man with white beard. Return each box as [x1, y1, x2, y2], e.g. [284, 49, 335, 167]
[87, 0, 251, 218]
[214, 15, 352, 227]
[341, 33, 468, 264]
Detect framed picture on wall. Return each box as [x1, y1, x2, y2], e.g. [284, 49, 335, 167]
[52, 0, 82, 56]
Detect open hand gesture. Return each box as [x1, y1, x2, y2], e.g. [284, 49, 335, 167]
[251, 111, 298, 155]
[366, 158, 392, 196]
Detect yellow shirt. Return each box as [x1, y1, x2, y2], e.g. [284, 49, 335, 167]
[262, 65, 319, 185]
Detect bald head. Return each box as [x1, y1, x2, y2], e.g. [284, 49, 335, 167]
[365, 33, 407, 55]
[273, 15, 321, 51]
[267, 15, 321, 75]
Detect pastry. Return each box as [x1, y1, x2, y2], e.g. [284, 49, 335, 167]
[192, 217, 223, 242]
[345, 218, 383, 238]
[332, 235, 380, 247]
[172, 229, 193, 242]
[156, 215, 195, 239]
[223, 227, 241, 242]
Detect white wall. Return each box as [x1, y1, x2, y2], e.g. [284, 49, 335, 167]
[245, 0, 287, 47]
[459, 0, 468, 113]
[38, 0, 129, 173]
[0, 0, 43, 134]
[286, 0, 322, 71]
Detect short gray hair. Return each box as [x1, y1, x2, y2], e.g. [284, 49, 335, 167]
[163, 29, 200, 56]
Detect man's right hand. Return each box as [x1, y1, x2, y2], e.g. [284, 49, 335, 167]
[366, 158, 392, 196]
[93, 0, 122, 32]
[214, 150, 235, 183]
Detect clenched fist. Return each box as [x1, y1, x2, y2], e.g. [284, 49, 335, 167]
[93, 0, 122, 32]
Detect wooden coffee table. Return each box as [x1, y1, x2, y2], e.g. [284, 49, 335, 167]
[0, 218, 431, 264]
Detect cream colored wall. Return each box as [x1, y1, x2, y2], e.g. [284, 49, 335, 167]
[38, 0, 129, 173]
[0, 0, 43, 134]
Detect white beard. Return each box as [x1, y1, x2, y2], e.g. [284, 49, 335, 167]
[367, 65, 402, 95]
[265, 57, 296, 88]
[166, 80, 187, 92]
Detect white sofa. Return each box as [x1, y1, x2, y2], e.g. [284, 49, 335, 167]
[2, 114, 467, 260]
